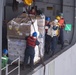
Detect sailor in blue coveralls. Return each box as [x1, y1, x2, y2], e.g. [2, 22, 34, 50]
[24, 32, 39, 69]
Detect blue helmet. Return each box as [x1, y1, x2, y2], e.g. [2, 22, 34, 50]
[32, 32, 37, 37]
[3, 49, 8, 55]
[45, 17, 51, 21]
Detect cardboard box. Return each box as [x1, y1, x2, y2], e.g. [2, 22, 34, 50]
[7, 19, 39, 39]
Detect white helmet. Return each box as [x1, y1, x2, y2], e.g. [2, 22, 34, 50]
[54, 19, 58, 24]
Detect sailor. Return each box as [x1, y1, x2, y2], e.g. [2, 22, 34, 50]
[24, 32, 39, 69]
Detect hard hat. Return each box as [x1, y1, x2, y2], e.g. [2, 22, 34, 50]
[3, 49, 8, 55]
[23, 0, 33, 6]
[32, 32, 37, 37]
[60, 13, 63, 16]
[56, 16, 61, 20]
[54, 19, 58, 24]
[45, 17, 51, 21]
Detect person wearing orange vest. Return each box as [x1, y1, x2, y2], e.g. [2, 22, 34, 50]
[23, 32, 39, 69]
[58, 13, 65, 49]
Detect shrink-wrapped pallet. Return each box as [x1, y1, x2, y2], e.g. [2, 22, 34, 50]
[37, 15, 45, 57]
[8, 38, 40, 63]
[7, 13, 45, 64]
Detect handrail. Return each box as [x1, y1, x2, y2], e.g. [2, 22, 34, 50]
[8, 66, 19, 74]
[1, 56, 20, 75]
[1, 66, 6, 71]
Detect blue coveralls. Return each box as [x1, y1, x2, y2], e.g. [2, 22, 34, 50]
[60, 27, 64, 48]
[24, 37, 39, 66]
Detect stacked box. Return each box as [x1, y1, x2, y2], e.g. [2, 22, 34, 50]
[8, 39, 40, 63]
[7, 13, 45, 63]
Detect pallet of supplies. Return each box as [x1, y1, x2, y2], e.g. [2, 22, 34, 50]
[7, 13, 45, 64]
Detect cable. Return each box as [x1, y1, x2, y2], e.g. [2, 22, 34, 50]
[25, 6, 36, 32]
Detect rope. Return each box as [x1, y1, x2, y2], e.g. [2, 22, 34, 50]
[25, 6, 36, 32]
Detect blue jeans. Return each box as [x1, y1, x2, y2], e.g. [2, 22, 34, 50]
[51, 36, 58, 53]
[24, 48, 35, 66]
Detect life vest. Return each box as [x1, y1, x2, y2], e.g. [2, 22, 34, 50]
[45, 21, 50, 26]
[51, 25, 59, 37]
[58, 18, 65, 27]
[27, 36, 36, 48]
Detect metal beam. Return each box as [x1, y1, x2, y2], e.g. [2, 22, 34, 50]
[70, 0, 76, 44]
[60, 0, 63, 13]
[0, 0, 4, 75]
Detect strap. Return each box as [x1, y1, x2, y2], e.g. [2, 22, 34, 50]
[1, 57, 7, 60]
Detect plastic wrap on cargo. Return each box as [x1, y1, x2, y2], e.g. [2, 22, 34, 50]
[7, 13, 45, 64]
[8, 38, 42, 63]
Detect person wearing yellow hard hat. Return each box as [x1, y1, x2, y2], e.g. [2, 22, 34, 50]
[56, 16, 61, 21]
[50, 19, 59, 56]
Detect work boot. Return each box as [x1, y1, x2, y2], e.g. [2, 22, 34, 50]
[22, 64, 26, 70]
[28, 64, 34, 70]
[50, 51, 54, 57]
[61, 45, 64, 50]
[22, 63, 29, 70]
